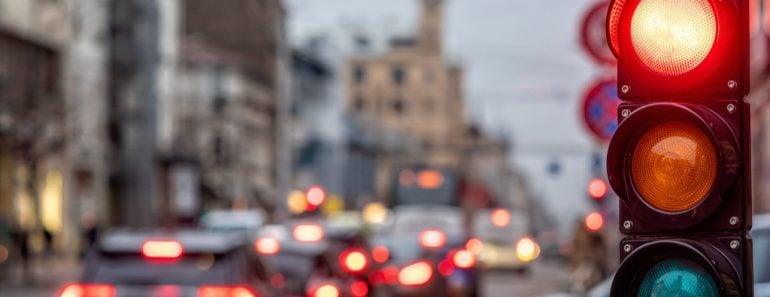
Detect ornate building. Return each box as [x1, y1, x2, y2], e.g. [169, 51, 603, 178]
[344, 0, 467, 197]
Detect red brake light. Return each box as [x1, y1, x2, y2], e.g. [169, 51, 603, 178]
[465, 238, 483, 255]
[293, 224, 324, 242]
[491, 208, 511, 227]
[371, 246, 389, 263]
[339, 249, 369, 273]
[350, 280, 368, 297]
[451, 249, 476, 269]
[419, 229, 446, 250]
[398, 261, 433, 287]
[312, 284, 340, 297]
[142, 241, 183, 259]
[438, 259, 454, 276]
[198, 286, 257, 297]
[59, 284, 116, 297]
[255, 237, 281, 255]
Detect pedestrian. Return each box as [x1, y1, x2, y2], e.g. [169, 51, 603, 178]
[9, 222, 32, 284]
[80, 212, 99, 260]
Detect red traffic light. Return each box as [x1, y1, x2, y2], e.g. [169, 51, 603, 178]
[584, 212, 604, 233]
[609, 0, 748, 97]
[306, 186, 326, 210]
[587, 178, 608, 200]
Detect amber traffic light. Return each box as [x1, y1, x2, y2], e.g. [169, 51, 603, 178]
[606, 0, 752, 295]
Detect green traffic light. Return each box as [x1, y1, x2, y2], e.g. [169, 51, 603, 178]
[637, 258, 719, 297]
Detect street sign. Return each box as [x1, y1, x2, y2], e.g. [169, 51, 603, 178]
[581, 78, 621, 142]
[580, 0, 616, 65]
[606, 0, 752, 296]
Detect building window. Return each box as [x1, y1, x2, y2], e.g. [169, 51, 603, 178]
[393, 98, 406, 114]
[353, 65, 366, 83]
[392, 67, 406, 85]
[354, 96, 365, 111]
[423, 97, 434, 111]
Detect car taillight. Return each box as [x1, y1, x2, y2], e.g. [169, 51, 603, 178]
[438, 259, 454, 276]
[255, 237, 281, 255]
[465, 238, 483, 255]
[350, 280, 368, 297]
[311, 284, 339, 297]
[142, 240, 183, 259]
[293, 224, 324, 242]
[59, 284, 116, 297]
[198, 286, 258, 297]
[371, 245, 389, 263]
[339, 248, 369, 273]
[418, 229, 446, 250]
[398, 261, 433, 287]
[451, 249, 476, 269]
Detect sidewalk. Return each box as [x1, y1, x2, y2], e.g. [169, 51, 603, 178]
[0, 256, 82, 297]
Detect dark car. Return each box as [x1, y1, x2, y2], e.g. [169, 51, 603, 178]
[255, 223, 370, 297]
[385, 205, 480, 297]
[60, 230, 279, 297]
[369, 233, 449, 297]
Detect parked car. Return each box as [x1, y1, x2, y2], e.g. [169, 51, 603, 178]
[61, 229, 279, 297]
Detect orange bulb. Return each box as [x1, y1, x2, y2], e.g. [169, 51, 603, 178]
[585, 212, 604, 232]
[631, 121, 716, 212]
[630, 0, 716, 75]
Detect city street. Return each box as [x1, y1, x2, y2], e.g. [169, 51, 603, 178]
[482, 261, 570, 297]
[0, 259, 570, 297]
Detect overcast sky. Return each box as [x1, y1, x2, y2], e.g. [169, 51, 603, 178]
[284, 0, 611, 232]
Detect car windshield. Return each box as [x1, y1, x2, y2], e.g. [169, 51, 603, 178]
[755, 229, 770, 283]
[373, 236, 424, 260]
[90, 253, 232, 285]
[473, 211, 526, 245]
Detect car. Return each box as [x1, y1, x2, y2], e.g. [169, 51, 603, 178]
[471, 208, 539, 272]
[369, 233, 450, 297]
[61, 229, 280, 297]
[378, 205, 480, 297]
[255, 222, 370, 297]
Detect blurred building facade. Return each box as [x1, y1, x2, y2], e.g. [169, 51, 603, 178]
[344, 0, 468, 199]
[0, 0, 289, 255]
[174, 0, 287, 217]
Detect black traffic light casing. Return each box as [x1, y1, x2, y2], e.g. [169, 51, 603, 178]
[607, 0, 752, 295]
[608, 100, 751, 234]
[614, 0, 750, 99]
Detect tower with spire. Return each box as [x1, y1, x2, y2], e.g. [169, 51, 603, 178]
[418, 0, 444, 56]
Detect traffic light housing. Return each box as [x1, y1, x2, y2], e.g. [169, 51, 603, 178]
[606, 0, 752, 296]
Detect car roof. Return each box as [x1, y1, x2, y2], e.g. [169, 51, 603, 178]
[99, 229, 246, 254]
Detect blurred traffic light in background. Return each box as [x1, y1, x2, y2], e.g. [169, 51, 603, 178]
[587, 178, 608, 201]
[606, 0, 752, 296]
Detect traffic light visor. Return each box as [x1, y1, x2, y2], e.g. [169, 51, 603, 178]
[631, 121, 717, 212]
[630, 0, 716, 76]
[637, 258, 719, 297]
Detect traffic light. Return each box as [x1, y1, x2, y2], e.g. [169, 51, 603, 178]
[606, 0, 752, 296]
[587, 177, 609, 202]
